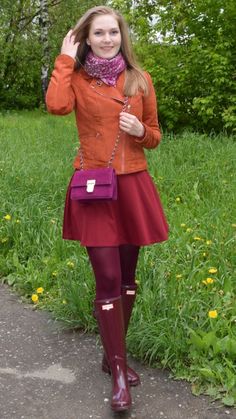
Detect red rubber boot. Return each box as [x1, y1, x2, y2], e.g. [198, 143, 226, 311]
[102, 284, 140, 386]
[95, 296, 131, 412]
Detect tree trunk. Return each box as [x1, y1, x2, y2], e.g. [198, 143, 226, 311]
[39, 0, 50, 104]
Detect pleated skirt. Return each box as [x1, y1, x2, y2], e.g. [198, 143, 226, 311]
[63, 170, 168, 247]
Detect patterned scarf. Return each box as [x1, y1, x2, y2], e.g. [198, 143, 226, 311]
[84, 51, 126, 86]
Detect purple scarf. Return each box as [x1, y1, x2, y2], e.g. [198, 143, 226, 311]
[84, 51, 126, 86]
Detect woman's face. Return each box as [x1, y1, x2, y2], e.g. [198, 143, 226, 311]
[87, 14, 122, 59]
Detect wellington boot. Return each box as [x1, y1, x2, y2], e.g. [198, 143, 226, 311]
[101, 284, 140, 386]
[95, 296, 131, 412]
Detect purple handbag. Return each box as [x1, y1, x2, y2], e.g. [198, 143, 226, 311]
[70, 96, 128, 203]
[70, 167, 117, 202]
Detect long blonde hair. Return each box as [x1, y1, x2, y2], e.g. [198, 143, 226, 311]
[72, 5, 149, 96]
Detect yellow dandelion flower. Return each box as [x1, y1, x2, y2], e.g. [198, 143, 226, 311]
[67, 261, 74, 268]
[202, 278, 214, 285]
[62, 299, 67, 304]
[186, 228, 193, 233]
[3, 214, 11, 221]
[16, 219, 20, 224]
[36, 287, 44, 294]
[208, 310, 218, 319]
[180, 223, 186, 228]
[176, 274, 183, 279]
[31, 294, 39, 303]
[52, 271, 58, 277]
[206, 277, 214, 284]
[206, 240, 212, 245]
[194, 237, 202, 241]
[175, 197, 181, 203]
[208, 267, 218, 274]
[202, 252, 207, 257]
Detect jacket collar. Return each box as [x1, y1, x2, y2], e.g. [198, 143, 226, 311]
[79, 68, 126, 104]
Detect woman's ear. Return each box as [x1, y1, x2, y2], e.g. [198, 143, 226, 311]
[86, 38, 90, 45]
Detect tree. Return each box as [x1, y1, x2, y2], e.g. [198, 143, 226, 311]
[39, 0, 50, 102]
[0, 0, 98, 109]
[111, 0, 236, 132]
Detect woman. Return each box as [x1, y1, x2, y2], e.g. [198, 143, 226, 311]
[46, 5, 168, 412]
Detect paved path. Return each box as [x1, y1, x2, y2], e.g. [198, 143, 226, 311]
[0, 284, 235, 419]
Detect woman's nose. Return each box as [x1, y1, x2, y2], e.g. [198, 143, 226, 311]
[103, 33, 111, 42]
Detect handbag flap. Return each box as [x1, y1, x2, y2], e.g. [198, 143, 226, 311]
[71, 168, 115, 187]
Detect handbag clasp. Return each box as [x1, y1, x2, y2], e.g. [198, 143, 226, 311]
[86, 179, 96, 193]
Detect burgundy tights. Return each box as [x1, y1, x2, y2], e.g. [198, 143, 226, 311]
[86, 245, 140, 300]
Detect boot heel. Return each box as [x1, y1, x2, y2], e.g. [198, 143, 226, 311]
[102, 354, 140, 386]
[101, 357, 111, 374]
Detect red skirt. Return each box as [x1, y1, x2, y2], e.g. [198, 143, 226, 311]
[63, 170, 168, 246]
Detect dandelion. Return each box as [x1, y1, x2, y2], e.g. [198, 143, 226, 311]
[206, 240, 212, 245]
[202, 277, 214, 285]
[194, 236, 202, 241]
[31, 294, 39, 303]
[206, 277, 214, 284]
[208, 310, 218, 319]
[62, 299, 67, 304]
[16, 219, 20, 224]
[208, 267, 218, 274]
[175, 197, 181, 203]
[202, 252, 207, 257]
[186, 228, 193, 233]
[67, 261, 75, 268]
[176, 274, 183, 279]
[36, 287, 44, 294]
[52, 271, 58, 277]
[3, 214, 11, 221]
[180, 223, 186, 228]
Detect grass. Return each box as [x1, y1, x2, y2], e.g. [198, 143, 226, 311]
[0, 110, 236, 407]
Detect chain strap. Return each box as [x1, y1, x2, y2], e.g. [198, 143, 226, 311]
[79, 96, 129, 170]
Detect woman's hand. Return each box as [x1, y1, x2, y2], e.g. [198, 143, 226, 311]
[61, 30, 80, 60]
[119, 112, 145, 137]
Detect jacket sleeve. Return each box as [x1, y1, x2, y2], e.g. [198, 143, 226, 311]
[45, 54, 76, 115]
[135, 72, 162, 149]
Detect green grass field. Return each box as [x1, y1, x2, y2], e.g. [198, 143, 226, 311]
[0, 110, 236, 406]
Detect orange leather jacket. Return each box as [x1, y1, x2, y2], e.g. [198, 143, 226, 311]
[46, 54, 162, 174]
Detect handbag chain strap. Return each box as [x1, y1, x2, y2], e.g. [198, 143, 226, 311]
[79, 96, 129, 170]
